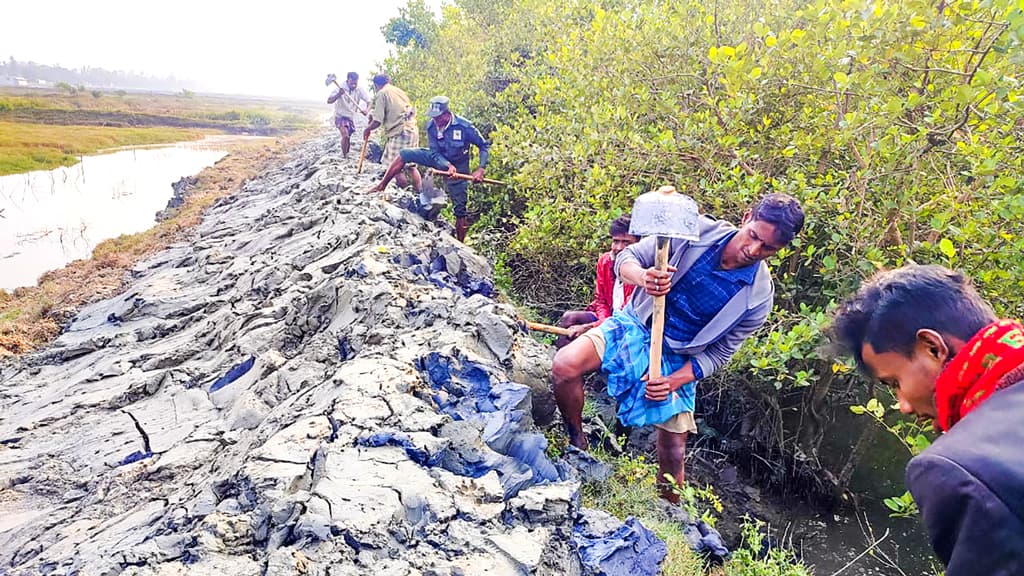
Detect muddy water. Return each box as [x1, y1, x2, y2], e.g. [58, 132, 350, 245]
[0, 136, 262, 291]
[793, 412, 938, 576]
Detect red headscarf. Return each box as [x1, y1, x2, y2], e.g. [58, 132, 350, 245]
[934, 319, 1024, 432]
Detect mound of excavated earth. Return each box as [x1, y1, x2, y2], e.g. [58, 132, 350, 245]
[0, 135, 673, 576]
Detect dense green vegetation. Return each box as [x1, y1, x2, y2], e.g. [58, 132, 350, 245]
[382, 0, 1024, 498]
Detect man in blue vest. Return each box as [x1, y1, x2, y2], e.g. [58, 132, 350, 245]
[370, 96, 489, 242]
[551, 194, 804, 502]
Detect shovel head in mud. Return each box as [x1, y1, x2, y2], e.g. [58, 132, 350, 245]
[417, 175, 448, 221]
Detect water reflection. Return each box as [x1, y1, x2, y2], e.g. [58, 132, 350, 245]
[0, 136, 263, 291]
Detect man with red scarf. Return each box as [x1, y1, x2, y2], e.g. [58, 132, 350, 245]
[831, 264, 1024, 575]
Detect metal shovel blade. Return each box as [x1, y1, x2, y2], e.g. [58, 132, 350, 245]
[418, 174, 447, 206]
[628, 185, 700, 240]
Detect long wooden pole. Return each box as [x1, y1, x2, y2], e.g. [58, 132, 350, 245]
[427, 168, 506, 186]
[646, 236, 671, 396]
[356, 133, 370, 174]
[524, 321, 573, 337]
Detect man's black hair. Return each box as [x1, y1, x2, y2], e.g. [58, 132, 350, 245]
[372, 74, 390, 88]
[830, 265, 996, 373]
[610, 215, 632, 237]
[750, 193, 805, 245]
[346, 72, 359, 81]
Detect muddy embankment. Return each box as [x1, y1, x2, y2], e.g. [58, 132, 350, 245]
[0, 134, 715, 575]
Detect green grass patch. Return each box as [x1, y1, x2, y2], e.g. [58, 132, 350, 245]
[0, 121, 208, 175]
[0, 96, 53, 112]
[0, 88, 320, 133]
[0, 308, 21, 322]
[650, 518, 712, 576]
[581, 449, 664, 518]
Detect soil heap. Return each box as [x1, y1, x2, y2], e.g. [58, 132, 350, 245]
[0, 135, 671, 576]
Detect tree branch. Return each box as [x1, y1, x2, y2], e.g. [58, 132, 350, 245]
[889, 59, 972, 77]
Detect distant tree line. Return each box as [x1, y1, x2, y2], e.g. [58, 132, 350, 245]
[1, 56, 199, 92]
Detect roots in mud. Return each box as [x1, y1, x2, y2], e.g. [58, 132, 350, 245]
[695, 370, 878, 508]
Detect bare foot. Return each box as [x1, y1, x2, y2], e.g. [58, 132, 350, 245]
[567, 427, 589, 451]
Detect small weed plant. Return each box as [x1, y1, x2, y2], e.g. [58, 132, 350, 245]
[724, 518, 812, 576]
[850, 391, 933, 517]
[667, 474, 724, 528]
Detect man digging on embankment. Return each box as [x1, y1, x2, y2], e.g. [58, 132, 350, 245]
[363, 74, 421, 191]
[369, 96, 490, 242]
[327, 72, 371, 158]
[551, 194, 805, 502]
[831, 265, 1024, 575]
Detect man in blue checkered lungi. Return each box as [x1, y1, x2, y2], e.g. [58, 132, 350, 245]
[551, 194, 804, 502]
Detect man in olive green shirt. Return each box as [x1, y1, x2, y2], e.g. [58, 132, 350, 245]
[363, 74, 421, 190]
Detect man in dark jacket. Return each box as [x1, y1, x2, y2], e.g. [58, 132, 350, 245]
[831, 264, 1024, 575]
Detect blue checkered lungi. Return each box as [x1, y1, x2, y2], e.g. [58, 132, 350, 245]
[599, 311, 696, 427]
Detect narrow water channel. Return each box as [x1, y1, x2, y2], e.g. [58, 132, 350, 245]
[792, 411, 938, 575]
[0, 137, 260, 291]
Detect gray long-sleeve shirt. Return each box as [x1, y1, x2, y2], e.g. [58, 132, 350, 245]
[614, 215, 774, 379]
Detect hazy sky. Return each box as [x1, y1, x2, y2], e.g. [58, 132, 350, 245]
[1, 0, 442, 101]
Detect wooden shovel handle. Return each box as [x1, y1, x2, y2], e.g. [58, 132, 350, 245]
[428, 168, 506, 186]
[356, 133, 370, 174]
[332, 80, 369, 116]
[649, 236, 671, 380]
[524, 321, 572, 337]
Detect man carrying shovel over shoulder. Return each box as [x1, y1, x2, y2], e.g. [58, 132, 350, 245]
[369, 96, 490, 242]
[327, 72, 371, 158]
[551, 192, 804, 502]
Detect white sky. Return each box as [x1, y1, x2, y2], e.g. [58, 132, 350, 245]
[1, 0, 442, 101]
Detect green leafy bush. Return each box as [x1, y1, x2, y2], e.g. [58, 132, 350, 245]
[383, 0, 1024, 496]
[725, 518, 812, 576]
